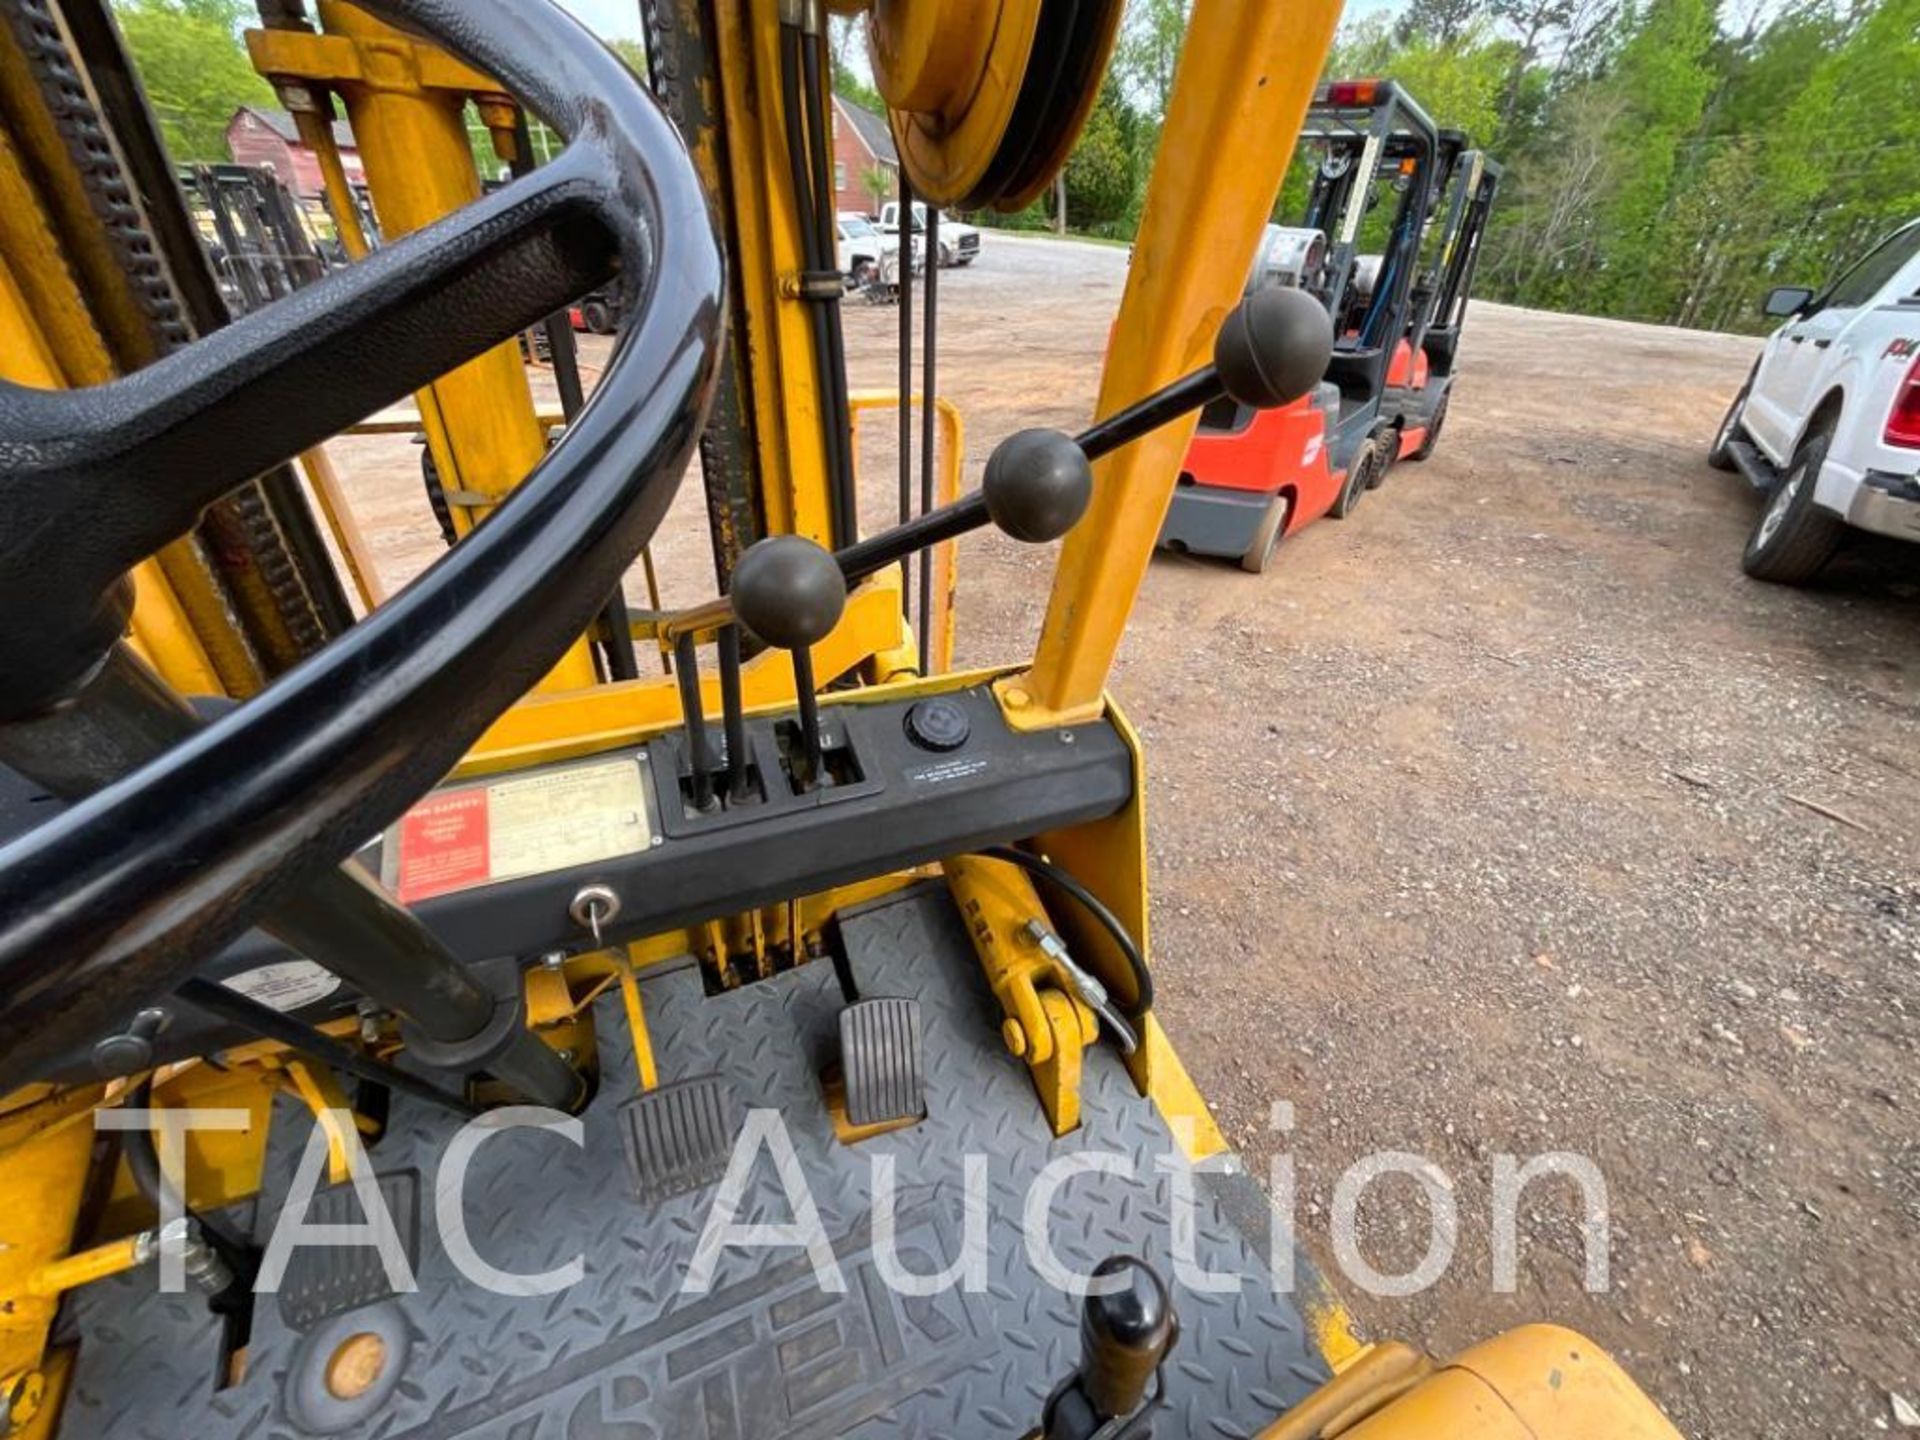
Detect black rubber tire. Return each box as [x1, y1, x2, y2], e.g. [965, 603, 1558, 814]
[1239, 493, 1292, 573]
[1409, 392, 1448, 462]
[1708, 367, 1754, 472]
[581, 297, 615, 335]
[1741, 425, 1845, 585]
[1368, 429, 1396, 489]
[1330, 439, 1375, 519]
[419, 448, 459, 548]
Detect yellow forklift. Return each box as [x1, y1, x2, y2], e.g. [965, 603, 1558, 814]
[0, 0, 1681, 1435]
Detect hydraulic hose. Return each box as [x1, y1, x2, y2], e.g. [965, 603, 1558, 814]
[778, 21, 856, 550]
[974, 845, 1154, 1022]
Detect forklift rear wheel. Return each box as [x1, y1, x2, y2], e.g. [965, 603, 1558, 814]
[1240, 493, 1292, 573]
[1707, 367, 1754, 472]
[1410, 393, 1448, 461]
[1741, 424, 1844, 585]
[1368, 427, 1396, 488]
[1330, 438, 1376, 519]
[419, 449, 458, 548]
[581, 297, 616, 334]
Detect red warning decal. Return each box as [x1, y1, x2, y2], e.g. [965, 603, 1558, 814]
[395, 787, 490, 903]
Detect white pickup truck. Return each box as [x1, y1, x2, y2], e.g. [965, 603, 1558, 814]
[877, 200, 981, 268]
[1710, 217, 1920, 583]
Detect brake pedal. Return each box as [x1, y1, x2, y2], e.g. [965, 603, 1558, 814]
[618, 1074, 740, 1204]
[839, 997, 925, 1128]
[279, 1170, 421, 1330]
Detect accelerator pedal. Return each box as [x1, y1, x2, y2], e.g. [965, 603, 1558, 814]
[618, 1074, 740, 1203]
[839, 997, 925, 1128]
[279, 1170, 421, 1330]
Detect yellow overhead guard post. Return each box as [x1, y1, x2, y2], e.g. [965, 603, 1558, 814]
[1004, 0, 1344, 727]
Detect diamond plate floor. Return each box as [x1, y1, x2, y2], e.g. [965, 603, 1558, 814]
[54, 884, 1331, 1438]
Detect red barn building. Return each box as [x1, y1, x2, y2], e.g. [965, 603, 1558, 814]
[830, 95, 897, 218]
[225, 106, 365, 198]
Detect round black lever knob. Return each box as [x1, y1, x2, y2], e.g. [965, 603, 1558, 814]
[1080, 1255, 1176, 1419]
[730, 534, 848, 651]
[982, 429, 1094, 543]
[1214, 285, 1334, 411]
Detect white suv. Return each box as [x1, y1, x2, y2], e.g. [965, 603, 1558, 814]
[1710, 218, 1920, 583]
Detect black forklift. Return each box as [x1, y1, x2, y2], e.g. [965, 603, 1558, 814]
[1402, 138, 1503, 463]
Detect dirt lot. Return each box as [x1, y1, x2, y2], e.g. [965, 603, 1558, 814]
[328, 233, 1920, 1438]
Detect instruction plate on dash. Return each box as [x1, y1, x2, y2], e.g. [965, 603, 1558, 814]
[386, 756, 653, 904]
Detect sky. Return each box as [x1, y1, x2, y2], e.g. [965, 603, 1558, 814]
[556, 0, 643, 40]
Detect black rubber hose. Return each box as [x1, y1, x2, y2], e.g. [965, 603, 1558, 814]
[122, 1078, 253, 1263]
[918, 206, 938, 667]
[175, 975, 478, 1118]
[778, 24, 854, 550]
[799, 29, 859, 545]
[897, 171, 914, 613]
[974, 845, 1153, 1020]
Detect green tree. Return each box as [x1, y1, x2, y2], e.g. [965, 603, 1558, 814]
[1586, 0, 1719, 315]
[1113, 0, 1190, 125]
[607, 36, 649, 80]
[861, 161, 893, 215]
[112, 0, 274, 161]
[1760, 0, 1920, 284]
[828, 15, 886, 114]
[1396, 0, 1488, 45]
[1062, 78, 1139, 234]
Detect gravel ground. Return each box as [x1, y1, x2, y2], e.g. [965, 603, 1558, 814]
[328, 232, 1920, 1439]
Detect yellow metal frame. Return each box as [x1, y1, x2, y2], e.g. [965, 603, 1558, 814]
[248, 5, 598, 693]
[1005, 0, 1346, 727]
[849, 391, 963, 676]
[708, 0, 836, 544]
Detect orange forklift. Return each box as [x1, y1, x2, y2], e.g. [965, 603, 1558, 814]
[1157, 80, 1501, 572]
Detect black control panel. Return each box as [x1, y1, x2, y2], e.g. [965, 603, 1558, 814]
[14, 684, 1131, 1082]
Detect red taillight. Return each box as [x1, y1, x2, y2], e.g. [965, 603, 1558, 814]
[1324, 79, 1381, 107]
[1888, 354, 1920, 449]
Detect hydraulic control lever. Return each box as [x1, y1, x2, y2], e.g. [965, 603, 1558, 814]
[659, 286, 1330, 799]
[668, 284, 1333, 648]
[729, 537, 849, 792]
[836, 283, 1333, 586]
[1036, 1256, 1180, 1440]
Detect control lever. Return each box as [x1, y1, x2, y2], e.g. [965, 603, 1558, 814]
[660, 284, 1333, 716]
[729, 537, 848, 792]
[672, 631, 718, 812]
[1037, 1256, 1180, 1440]
[830, 284, 1335, 588]
[716, 623, 751, 803]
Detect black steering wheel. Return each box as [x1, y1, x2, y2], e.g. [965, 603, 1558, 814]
[0, 0, 723, 1091]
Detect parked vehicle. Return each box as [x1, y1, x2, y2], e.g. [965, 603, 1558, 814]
[176, 162, 332, 314]
[1158, 80, 1501, 572]
[569, 289, 622, 334]
[878, 199, 981, 267]
[1709, 217, 1920, 583]
[836, 210, 898, 281]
